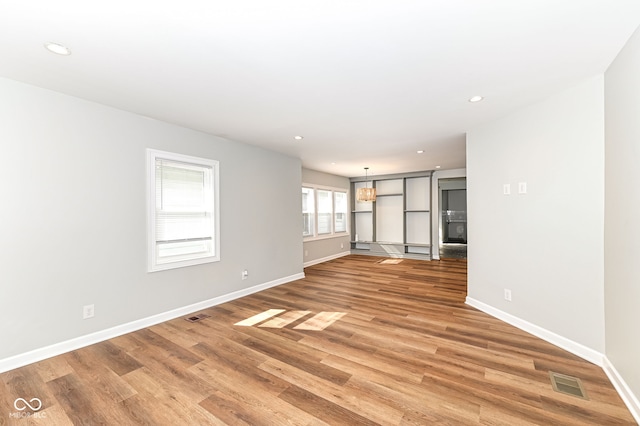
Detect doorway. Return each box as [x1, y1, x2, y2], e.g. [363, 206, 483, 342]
[439, 178, 467, 259]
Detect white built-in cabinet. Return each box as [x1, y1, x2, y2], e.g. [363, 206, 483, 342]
[350, 172, 432, 260]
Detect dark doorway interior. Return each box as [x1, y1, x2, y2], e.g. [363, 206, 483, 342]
[442, 188, 467, 244]
[439, 178, 467, 259]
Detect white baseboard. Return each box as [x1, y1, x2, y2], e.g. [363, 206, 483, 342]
[303, 251, 351, 268]
[466, 297, 640, 422]
[465, 297, 604, 366]
[0, 272, 304, 374]
[603, 356, 640, 424]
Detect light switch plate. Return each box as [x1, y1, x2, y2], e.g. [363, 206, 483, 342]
[518, 182, 527, 194]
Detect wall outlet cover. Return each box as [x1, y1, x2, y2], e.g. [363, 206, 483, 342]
[83, 304, 95, 319]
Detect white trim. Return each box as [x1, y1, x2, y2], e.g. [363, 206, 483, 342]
[303, 251, 351, 268]
[147, 148, 221, 272]
[0, 272, 304, 374]
[465, 297, 604, 366]
[603, 357, 640, 424]
[302, 182, 348, 193]
[302, 183, 350, 240]
[303, 233, 350, 243]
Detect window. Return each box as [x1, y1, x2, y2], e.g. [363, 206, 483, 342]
[302, 184, 348, 239]
[317, 189, 332, 235]
[302, 187, 314, 237]
[334, 191, 348, 232]
[147, 149, 219, 271]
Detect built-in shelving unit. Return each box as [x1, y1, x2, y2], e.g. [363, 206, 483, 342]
[350, 171, 432, 260]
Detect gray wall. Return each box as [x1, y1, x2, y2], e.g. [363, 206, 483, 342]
[302, 168, 350, 266]
[0, 77, 302, 360]
[302, 168, 350, 190]
[467, 75, 606, 352]
[604, 25, 640, 405]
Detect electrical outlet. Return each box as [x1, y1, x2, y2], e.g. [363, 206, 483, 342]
[241, 270, 249, 280]
[340, 243, 344, 249]
[504, 289, 512, 302]
[503, 183, 511, 195]
[83, 304, 95, 319]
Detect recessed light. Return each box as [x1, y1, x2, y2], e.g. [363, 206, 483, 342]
[44, 42, 71, 56]
[468, 95, 484, 103]
[294, 135, 304, 140]
[417, 150, 424, 154]
[331, 162, 336, 165]
[435, 165, 441, 169]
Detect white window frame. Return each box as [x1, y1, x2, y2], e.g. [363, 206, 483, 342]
[334, 191, 348, 233]
[302, 187, 315, 238]
[147, 149, 220, 272]
[302, 183, 349, 241]
[316, 189, 333, 235]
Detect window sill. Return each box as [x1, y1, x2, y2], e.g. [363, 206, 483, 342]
[304, 233, 349, 243]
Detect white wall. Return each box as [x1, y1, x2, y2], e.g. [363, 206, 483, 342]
[467, 76, 606, 354]
[0, 77, 302, 362]
[604, 25, 640, 411]
[301, 168, 350, 266]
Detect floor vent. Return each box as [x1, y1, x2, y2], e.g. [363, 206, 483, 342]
[185, 313, 211, 323]
[549, 372, 588, 399]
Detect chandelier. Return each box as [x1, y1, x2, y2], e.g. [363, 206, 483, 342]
[356, 167, 376, 202]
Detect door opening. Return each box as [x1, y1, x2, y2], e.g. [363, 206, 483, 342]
[439, 178, 467, 259]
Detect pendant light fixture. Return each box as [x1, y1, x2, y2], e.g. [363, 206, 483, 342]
[356, 167, 376, 202]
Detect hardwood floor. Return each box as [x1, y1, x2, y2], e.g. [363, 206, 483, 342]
[0, 255, 635, 425]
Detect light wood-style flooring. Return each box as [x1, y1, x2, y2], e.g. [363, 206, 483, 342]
[0, 255, 636, 425]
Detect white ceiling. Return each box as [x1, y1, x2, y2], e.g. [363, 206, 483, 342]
[1, 1, 638, 177]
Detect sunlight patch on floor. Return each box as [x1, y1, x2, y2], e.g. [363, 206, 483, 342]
[259, 311, 312, 328]
[378, 258, 403, 264]
[293, 312, 347, 330]
[234, 309, 285, 326]
[235, 309, 346, 330]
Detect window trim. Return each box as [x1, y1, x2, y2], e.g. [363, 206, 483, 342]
[147, 148, 220, 272]
[302, 183, 349, 241]
[334, 190, 348, 233]
[302, 187, 315, 238]
[316, 188, 333, 235]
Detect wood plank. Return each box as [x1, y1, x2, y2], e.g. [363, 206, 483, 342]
[61, 348, 137, 404]
[0, 255, 635, 425]
[32, 355, 74, 383]
[242, 334, 352, 386]
[121, 367, 221, 424]
[46, 373, 110, 425]
[260, 357, 405, 425]
[234, 309, 285, 326]
[293, 312, 346, 330]
[259, 310, 312, 328]
[194, 359, 323, 425]
[278, 384, 381, 426]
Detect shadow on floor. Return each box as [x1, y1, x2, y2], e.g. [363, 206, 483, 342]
[439, 244, 467, 259]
